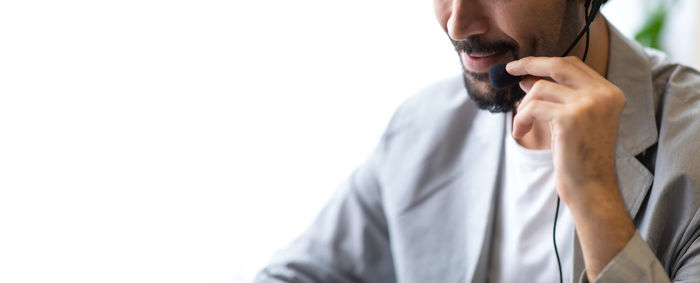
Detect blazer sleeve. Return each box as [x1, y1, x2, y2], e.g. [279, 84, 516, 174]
[252, 120, 400, 283]
[579, 232, 670, 282]
[581, 212, 700, 283]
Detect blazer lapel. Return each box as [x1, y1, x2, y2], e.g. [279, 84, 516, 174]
[464, 110, 506, 283]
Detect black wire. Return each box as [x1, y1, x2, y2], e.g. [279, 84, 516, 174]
[553, 196, 563, 283]
[561, 0, 597, 58]
[560, 26, 588, 57]
[559, 28, 588, 57]
[582, 22, 590, 62]
[582, 1, 593, 62]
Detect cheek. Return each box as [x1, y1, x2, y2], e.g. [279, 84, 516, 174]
[492, 2, 556, 56]
[514, 1, 570, 55]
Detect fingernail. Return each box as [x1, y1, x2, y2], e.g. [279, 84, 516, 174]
[506, 61, 517, 71]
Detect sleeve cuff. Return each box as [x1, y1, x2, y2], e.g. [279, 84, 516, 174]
[578, 232, 670, 283]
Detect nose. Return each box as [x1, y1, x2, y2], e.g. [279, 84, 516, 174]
[447, 0, 489, 41]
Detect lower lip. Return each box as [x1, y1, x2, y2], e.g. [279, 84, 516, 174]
[461, 51, 509, 73]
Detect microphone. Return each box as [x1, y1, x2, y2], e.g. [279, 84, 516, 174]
[489, 63, 522, 90]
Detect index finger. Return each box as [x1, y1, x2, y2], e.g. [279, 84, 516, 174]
[505, 56, 593, 88]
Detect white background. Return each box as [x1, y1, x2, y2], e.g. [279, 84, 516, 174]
[0, 1, 696, 283]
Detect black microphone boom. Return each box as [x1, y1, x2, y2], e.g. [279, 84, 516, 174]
[489, 64, 522, 90]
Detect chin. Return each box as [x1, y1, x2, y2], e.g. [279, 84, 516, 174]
[462, 73, 524, 113]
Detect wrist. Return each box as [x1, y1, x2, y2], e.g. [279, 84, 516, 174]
[557, 179, 619, 211]
[560, 182, 636, 279]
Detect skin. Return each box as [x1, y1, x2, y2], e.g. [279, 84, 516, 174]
[433, 0, 635, 280]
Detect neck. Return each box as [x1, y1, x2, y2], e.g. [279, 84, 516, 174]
[580, 14, 610, 78]
[515, 14, 610, 150]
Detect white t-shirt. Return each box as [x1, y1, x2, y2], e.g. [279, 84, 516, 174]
[488, 112, 575, 283]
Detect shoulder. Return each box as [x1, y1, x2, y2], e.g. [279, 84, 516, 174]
[643, 49, 700, 172]
[645, 48, 700, 105]
[383, 75, 476, 137]
[643, 48, 700, 223]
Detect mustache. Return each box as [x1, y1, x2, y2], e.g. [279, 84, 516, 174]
[451, 36, 518, 57]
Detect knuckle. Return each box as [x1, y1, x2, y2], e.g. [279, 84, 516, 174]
[552, 58, 566, 69]
[601, 85, 626, 108]
[580, 94, 596, 107]
[612, 87, 626, 104]
[564, 56, 579, 64]
[518, 100, 534, 115]
[570, 104, 588, 120]
[528, 99, 544, 113]
[530, 80, 546, 94]
[533, 79, 547, 90]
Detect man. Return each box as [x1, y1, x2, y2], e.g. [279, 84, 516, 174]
[255, 0, 700, 282]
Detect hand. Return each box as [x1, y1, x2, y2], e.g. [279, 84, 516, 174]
[506, 56, 626, 206]
[507, 56, 635, 280]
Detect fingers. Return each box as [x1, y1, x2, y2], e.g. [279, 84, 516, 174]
[512, 100, 562, 139]
[506, 56, 596, 88]
[519, 78, 578, 107]
[508, 55, 622, 139]
[513, 79, 576, 138]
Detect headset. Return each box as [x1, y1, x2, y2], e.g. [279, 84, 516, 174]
[489, 1, 604, 282]
[489, 0, 603, 90]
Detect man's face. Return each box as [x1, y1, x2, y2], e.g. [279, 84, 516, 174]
[434, 0, 584, 112]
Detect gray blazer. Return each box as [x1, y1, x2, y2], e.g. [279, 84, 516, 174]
[254, 25, 700, 283]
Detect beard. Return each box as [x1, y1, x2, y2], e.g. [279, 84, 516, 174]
[451, 36, 525, 113]
[461, 65, 526, 113]
[450, 0, 581, 113]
